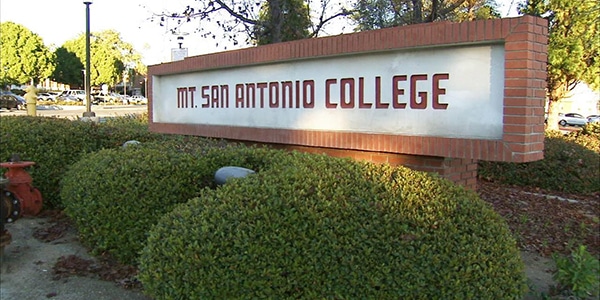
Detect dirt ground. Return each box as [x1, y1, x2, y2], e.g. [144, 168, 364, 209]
[0, 213, 150, 300]
[1, 179, 597, 299]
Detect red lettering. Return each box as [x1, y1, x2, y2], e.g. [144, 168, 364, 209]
[432, 73, 449, 110]
[358, 77, 372, 109]
[392, 75, 407, 109]
[282, 81, 293, 108]
[177, 87, 187, 108]
[246, 84, 256, 108]
[211, 86, 219, 108]
[325, 79, 337, 108]
[303, 80, 315, 108]
[188, 87, 196, 108]
[257, 83, 267, 108]
[375, 76, 388, 109]
[235, 84, 244, 108]
[201, 86, 210, 108]
[295, 81, 301, 108]
[220, 85, 229, 108]
[269, 82, 279, 108]
[340, 78, 354, 109]
[410, 74, 427, 109]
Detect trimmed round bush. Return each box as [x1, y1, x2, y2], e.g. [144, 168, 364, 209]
[60, 145, 213, 264]
[139, 153, 525, 299]
[60, 143, 289, 265]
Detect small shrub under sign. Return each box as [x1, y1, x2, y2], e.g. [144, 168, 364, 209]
[478, 126, 600, 194]
[139, 153, 525, 299]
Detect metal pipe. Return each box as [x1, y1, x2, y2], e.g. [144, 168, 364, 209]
[83, 1, 95, 117]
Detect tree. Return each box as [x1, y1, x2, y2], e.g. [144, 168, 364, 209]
[454, 0, 501, 21]
[57, 30, 145, 88]
[0, 22, 55, 87]
[519, 0, 600, 130]
[52, 47, 84, 88]
[351, 0, 500, 31]
[254, 0, 312, 45]
[148, 0, 351, 47]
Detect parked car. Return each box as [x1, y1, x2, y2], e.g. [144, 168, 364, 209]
[56, 90, 86, 102]
[587, 114, 600, 123]
[129, 95, 147, 105]
[37, 92, 59, 101]
[558, 113, 588, 127]
[0, 94, 27, 110]
[93, 92, 121, 104]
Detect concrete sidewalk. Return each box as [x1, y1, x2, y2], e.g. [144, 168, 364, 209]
[0, 216, 151, 300]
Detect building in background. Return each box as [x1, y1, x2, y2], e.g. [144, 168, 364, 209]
[553, 84, 600, 116]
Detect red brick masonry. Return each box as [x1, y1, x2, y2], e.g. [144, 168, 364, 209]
[148, 16, 548, 190]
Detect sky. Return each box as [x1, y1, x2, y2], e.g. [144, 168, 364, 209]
[0, 0, 521, 66]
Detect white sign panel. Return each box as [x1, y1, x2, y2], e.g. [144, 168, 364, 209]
[171, 48, 188, 62]
[153, 44, 505, 139]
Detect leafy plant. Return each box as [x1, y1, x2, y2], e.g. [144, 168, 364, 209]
[0, 115, 220, 209]
[478, 128, 600, 194]
[0, 116, 100, 207]
[552, 245, 600, 298]
[60, 142, 288, 265]
[139, 153, 526, 299]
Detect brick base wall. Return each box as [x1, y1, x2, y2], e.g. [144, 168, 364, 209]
[267, 144, 478, 190]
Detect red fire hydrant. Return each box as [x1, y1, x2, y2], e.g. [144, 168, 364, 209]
[0, 160, 43, 216]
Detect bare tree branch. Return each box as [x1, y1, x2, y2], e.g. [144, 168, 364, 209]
[312, 9, 353, 37]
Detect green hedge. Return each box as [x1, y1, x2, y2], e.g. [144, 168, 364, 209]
[139, 153, 525, 299]
[0, 115, 223, 209]
[0, 116, 99, 207]
[479, 125, 600, 194]
[60, 143, 289, 265]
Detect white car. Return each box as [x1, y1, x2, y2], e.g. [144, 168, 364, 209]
[37, 92, 59, 101]
[129, 95, 147, 105]
[587, 115, 600, 123]
[57, 90, 86, 102]
[558, 113, 588, 127]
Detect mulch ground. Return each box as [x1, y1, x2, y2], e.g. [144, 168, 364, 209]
[477, 179, 599, 258]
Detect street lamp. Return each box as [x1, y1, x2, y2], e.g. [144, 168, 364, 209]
[83, 1, 95, 117]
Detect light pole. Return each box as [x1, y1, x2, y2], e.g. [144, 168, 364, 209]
[83, 1, 95, 117]
[123, 70, 128, 96]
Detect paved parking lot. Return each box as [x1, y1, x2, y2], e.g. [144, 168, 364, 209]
[0, 105, 147, 119]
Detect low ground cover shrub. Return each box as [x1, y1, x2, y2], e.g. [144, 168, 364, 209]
[139, 153, 526, 299]
[552, 245, 600, 299]
[478, 125, 600, 194]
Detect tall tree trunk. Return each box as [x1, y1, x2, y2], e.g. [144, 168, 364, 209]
[412, 0, 423, 23]
[429, 0, 439, 22]
[268, 0, 284, 43]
